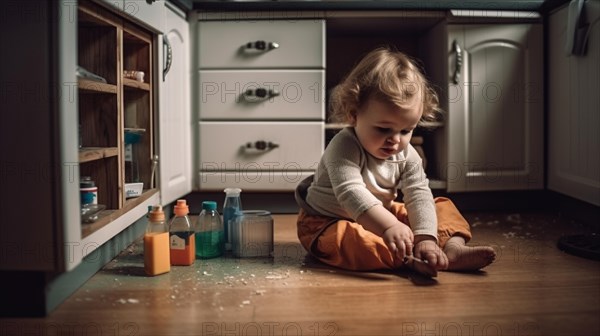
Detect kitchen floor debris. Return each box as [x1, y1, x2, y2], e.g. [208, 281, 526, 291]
[5, 212, 598, 335]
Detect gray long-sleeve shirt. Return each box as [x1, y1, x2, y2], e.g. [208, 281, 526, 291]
[302, 127, 438, 239]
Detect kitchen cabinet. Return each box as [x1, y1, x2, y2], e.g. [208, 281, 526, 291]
[102, 0, 165, 33]
[444, 23, 544, 192]
[324, 11, 544, 193]
[1, 0, 187, 273]
[1, 0, 191, 316]
[193, 11, 544, 193]
[196, 19, 326, 191]
[547, 1, 600, 206]
[72, 0, 161, 270]
[159, 2, 193, 204]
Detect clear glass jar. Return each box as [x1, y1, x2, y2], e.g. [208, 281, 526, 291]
[231, 210, 273, 258]
[223, 188, 242, 251]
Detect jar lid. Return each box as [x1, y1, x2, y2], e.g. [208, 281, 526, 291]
[80, 177, 95, 188]
[240, 210, 270, 217]
[224, 187, 242, 196]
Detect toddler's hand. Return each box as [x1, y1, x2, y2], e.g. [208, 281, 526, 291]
[382, 224, 414, 261]
[414, 238, 448, 270]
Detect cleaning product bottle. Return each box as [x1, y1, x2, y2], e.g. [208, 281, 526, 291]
[168, 199, 195, 266]
[223, 188, 242, 251]
[195, 201, 224, 258]
[144, 205, 170, 276]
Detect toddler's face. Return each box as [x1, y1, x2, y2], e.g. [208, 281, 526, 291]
[353, 98, 422, 160]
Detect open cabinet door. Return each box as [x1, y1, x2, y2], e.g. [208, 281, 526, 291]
[159, 3, 192, 205]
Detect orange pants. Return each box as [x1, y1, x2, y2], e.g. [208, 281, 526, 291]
[297, 197, 472, 271]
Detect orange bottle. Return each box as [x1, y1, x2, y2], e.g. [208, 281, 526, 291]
[144, 205, 170, 276]
[169, 200, 195, 266]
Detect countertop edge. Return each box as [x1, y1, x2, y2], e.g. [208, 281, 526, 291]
[189, 0, 570, 13]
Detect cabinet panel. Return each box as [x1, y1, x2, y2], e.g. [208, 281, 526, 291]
[197, 17, 326, 192]
[199, 122, 323, 170]
[446, 24, 543, 192]
[123, 0, 164, 32]
[199, 171, 315, 191]
[159, 4, 193, 204]
[72, 0, 158, 268]
[198, 70, 325, 120]
[198, 20, 325, 69]
[548, 3, 600, 206]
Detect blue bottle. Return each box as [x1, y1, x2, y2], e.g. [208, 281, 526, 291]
[223, 188, 242, 251]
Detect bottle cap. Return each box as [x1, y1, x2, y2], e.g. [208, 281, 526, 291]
[224, 187, 242, 196]
[202, 201, 217, 211]
[149, 205, 165, 222]
[174, 199, 189, 216]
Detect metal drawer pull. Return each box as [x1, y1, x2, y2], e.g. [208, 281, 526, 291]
[245, 140, 279, 151]
[244, 88, 280, 99]
[452, 39, 463, 85]
[245, 40, 279, 51]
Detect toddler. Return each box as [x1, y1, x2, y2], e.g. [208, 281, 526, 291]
[295, 47, 496, 276]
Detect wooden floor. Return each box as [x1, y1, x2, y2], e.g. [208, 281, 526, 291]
[3, 212, 599, 335]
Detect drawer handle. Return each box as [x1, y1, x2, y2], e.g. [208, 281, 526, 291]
[246, 140, 279, 151]
[245, 40, 279, 51]
[163, 36, 172, 81]
[244, 88, 280, 100]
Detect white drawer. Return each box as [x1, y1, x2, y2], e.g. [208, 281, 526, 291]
[197, 20, 325, 69]
[199, 122, 323, 170]
[199, 70, 325, 120]
[199, 171, 314, 191]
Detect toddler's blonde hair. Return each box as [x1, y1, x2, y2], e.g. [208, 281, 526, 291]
[329, 47, 441, 125]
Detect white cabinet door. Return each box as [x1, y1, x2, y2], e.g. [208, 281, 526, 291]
[122, 0, 164, 33]
[447, 24, 543, 192]
[159, 4, 192, 204]
[548, 3, 600, 206]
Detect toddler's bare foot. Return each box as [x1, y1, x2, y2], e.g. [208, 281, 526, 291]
[443, 236, 496, 271]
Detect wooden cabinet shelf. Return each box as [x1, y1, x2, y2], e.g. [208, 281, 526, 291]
[123, 78, 150, 91]
[78, 79, 117, 94]
[79, 147, 119, 163]
[82, 189, 158, 238]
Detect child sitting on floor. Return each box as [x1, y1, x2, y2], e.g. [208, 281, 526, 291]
[295, 47, 496, 276]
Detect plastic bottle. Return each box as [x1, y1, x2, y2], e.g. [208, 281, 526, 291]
[144, 205, 170, 276]
[223, 188, 242, 251]
[168, 199, 195, 266]
[195, 201, 224, 259]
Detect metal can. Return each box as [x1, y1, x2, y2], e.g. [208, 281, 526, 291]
[80, 176, 98, 206]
